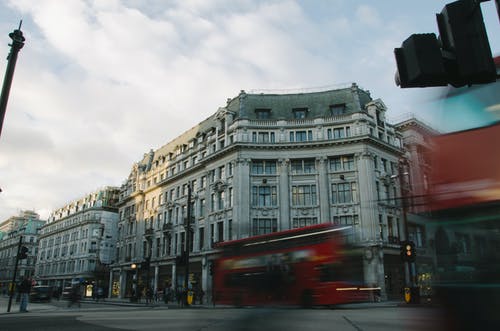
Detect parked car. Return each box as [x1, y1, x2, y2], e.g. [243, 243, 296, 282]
[30, 285, 53, 302]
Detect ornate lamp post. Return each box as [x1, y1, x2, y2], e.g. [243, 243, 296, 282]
[0, 22, 25, 139]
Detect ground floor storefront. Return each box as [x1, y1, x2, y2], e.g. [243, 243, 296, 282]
[110, 254, 215, 304]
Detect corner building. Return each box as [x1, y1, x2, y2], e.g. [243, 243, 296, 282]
[35, 187, 120, 297]
[111, 84, 408, 301]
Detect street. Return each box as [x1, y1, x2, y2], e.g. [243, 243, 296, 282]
[0, 297, 448, 331]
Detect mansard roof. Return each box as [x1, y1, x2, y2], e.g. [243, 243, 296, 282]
[134, 83, 374, 169]
[226, 83, 373, 120]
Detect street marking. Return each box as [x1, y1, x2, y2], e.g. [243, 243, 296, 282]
[343, 315, 363, 331]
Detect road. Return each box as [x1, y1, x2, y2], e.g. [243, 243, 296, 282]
[0, 297, 449, 331]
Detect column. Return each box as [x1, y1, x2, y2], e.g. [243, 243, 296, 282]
[171, 263, 177, 290]
[357, 152, 378, 241]
[119, 270, 126, 299]
[235, 158, 250, 238]
[317, 156, 330, 223]
[154, 265, 159, 293]
[278, 158, 290, 230]
[108, 269, 113, 298]
[201, 255, 209, 304]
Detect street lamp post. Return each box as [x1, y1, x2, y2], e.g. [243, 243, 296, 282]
[0, 22, 25, 139]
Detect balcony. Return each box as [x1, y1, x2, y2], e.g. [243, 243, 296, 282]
[144, 228, 154, 237]
[162, 223, 173, 232]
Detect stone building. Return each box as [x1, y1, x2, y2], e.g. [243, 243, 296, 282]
[0, 210, 45, 293]
[110, 84, 412, 301]
[35, 187, 120, 297]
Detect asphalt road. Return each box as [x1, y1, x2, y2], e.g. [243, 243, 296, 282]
[0, 299, 448, 331]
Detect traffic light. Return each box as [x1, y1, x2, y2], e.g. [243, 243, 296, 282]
[395, 33, 447, 87]
[400, 241, 416, 262]
[18, 246, 28, 259]
[395, 0, 496, 88]
[209, 262, 214, 275]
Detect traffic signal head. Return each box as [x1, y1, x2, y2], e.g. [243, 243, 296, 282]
[18, 246, 28, 259]
[400, 241, 416, 262]
[395, 33, 447, 87]
[395, 0, 496, 88]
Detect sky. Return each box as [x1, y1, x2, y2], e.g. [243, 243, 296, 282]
[0, 0, 499, 222]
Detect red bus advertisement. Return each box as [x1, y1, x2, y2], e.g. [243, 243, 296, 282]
[213, 223, 377, 307]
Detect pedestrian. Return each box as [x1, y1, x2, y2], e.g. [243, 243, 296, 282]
[67, 285, 81, 308]
[18, 276, 31, 312]
[146, 287, 153, 304]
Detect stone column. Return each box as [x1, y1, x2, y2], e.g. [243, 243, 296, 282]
[154, 265, 159, 293]
[235, 158, 251, 238]
[201, 255, 209, 304]
[171, 263, 177, 290]
[278, 159, 290, 230]
[108, 269, 114, 298]
[317, 156, 330, 223]
[119, 269, 126, 299]
[357, 152, 377, 241]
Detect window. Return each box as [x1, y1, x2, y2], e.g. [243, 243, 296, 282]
[293, 108, 308, 119]
[331, 182, 357, 204]
[252, 186, 278, 206]
[251, 160, 277, 174]
[291, 159, 315, 174]
[199, 199, 206, 217]
[217, 191, 225, 210]
[254, 131, 275, 143]
[199, 227, 204, 251]
[228, 187, 233, 208]
[326, 128, 344, 139]
[330, 103, 346, 116]
[217, 222, 224, 243]
[200, 176, 206, 188]
[292, 217, 318, 228]
[329, 155, 355, 171]
[290, 130, 312, 142]
[252, 218, 277, 235]
[291, 185, 317, 206]
[255, 108, 271, 119]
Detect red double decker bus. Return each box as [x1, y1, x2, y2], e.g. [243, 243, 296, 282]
[213, 223, 377, 307]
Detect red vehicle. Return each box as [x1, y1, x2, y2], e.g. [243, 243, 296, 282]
[213, 223, 376, 307]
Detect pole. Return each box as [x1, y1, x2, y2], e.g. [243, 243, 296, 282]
[0, 22, 25, 139]
[184, 184, 192, 306]
[7, 236, 22, 312]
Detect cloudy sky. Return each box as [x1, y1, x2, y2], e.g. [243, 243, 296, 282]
[0, 0, 498, 221]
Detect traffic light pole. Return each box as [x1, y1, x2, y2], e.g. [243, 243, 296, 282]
[7, 236, 22, 312]
[0, 22, 25, 139]
[184, 184, 192, 306]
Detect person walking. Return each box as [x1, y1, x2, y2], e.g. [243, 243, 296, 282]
[18, 276, 31, 312]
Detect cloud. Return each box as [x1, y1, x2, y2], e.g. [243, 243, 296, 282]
[355, 5, 381, 27]
[2, 0, 473, 221]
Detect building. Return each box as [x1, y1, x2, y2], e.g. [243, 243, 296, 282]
[110, 83, 412, 301]
[0, 210, 45, 293]
[35, 187, 120, 298]
[394, 115, 437, 300]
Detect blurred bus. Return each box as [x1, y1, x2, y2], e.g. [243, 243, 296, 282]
[213, 223, 377, 307]
[421, 55, 500, 329]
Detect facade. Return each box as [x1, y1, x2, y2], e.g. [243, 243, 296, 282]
[394, 116, 437, 299]
[0, 210, 45, 294]
[111, 84, 411, 301]
[35, 187, 120, 297]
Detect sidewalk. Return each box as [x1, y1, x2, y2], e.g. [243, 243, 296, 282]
[0, 295, 57, 315]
